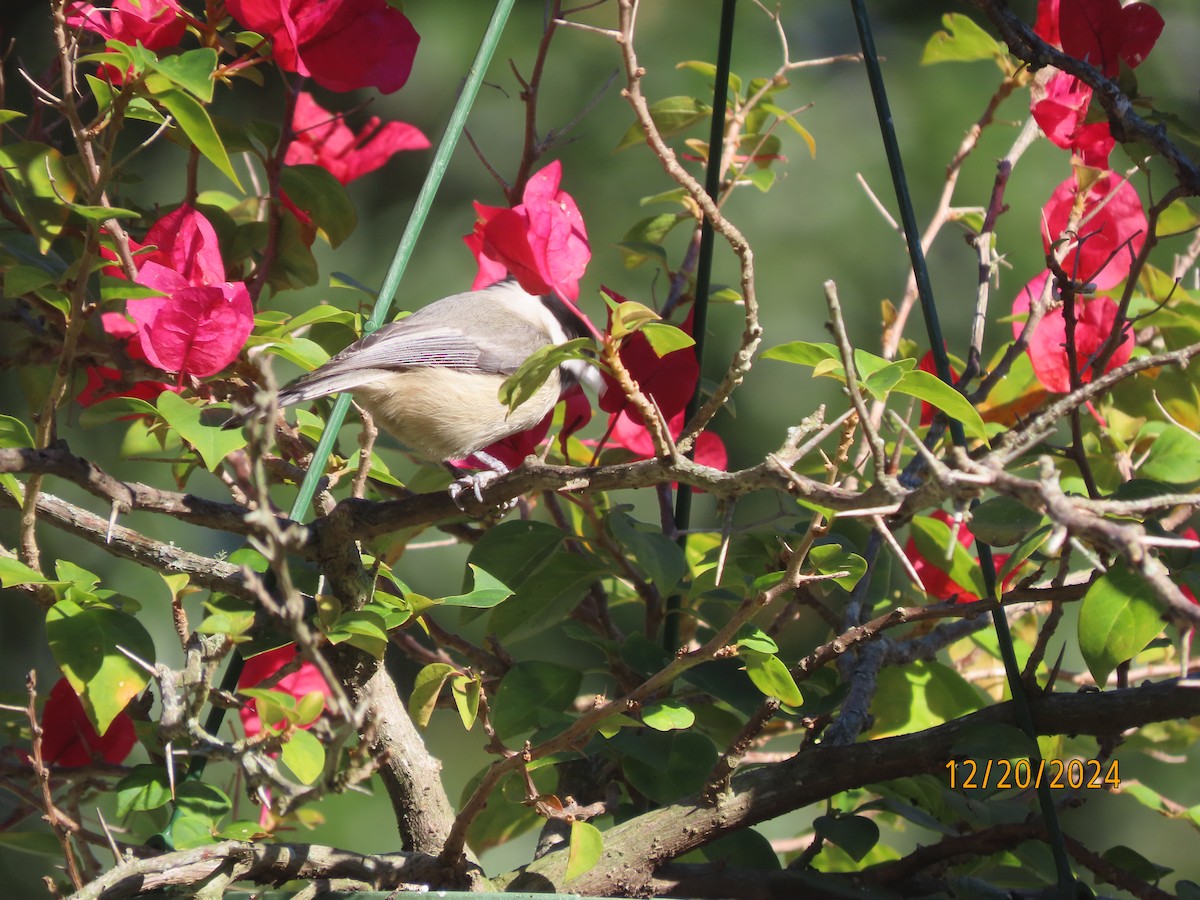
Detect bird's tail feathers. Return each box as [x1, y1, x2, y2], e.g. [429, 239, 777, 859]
[222, 368, 378, 431]
[275, 368, 379, 408]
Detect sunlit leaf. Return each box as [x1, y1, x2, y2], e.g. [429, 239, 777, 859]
[740, 649, 803, 706]
[921, 13, 1006, 65]
[281, 728, 325, 785]
[409, 664, 459, 729]
[1078, 563, 1165, 686]
[157, 391, 246, 471]
[615, 96, 712, 152]
[641, 700, 696, 731]
[45, 599, 154, 733]
[892, 370, 989, 443]
[566, 820, 604, 882]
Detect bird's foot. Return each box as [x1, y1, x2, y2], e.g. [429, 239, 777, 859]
[446, 450, 516, 513]
[448, 469, 504, 509]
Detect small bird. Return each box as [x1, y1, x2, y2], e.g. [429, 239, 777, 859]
[244, 279, 597, 501]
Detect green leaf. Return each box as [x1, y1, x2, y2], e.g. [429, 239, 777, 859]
[969, 496, 1045, 546]
[0, 415, 32, 448]
[813, 814, 880, 862]
[116, 765, 172, 818]
[147, 48, 217, 102]
[281, 728, 325, 785]
[172, 816, 216, 850]
[325, 609, 388, 658]
[892, 370, 989, 443]
[1100, 845, 1173, 883]
[153, 89, 242, 189]
[239, 687, 291, 730]
[695, 830, 782, 870]
[734, 624, 778, 655]
[1156, 199, 1200, 238]
[1141, 426, 1200, 483]
[0, 557, 55, 587]
[677, 59, 742, 95]
[1078, 563, 1166, 686]
[499, 338, 594, 412]
[293, 690, 326, 727]
[78, 395, 162, 428]
[125, 96, 168, 125]
[597, 712, 641, 738]
[56, 560, 99, 591]
[619, 214, 684, 269]
[565, 820, 604, 882]
[761, 102, 816, 158]
[921, 13, 1006, 65]
[0, 142, 76, 252]
[255, 336, 331, 371]
[217, 821, 270, 841]
[265, 209, 319, 289]
[850, 348, 896, 380]
[615, 96, 712, 152]
[492, 661, 582, 741]
[156, 391, 246, 471]
[910, 514, 988, 599]
[871, 661, 985, 735]
[761, 340, 840, 367]
[45, 599, 155, 733]
[605, 296, 661, 338]
[175, 781, 231, 826]
[440, 565, 514, 608]
[280, 304, 358, 334]
[807, 543, 867, 591]
[740, 649, 803, 706]
[862, 361, 911, 399]
[98, 275, 168, 303]
[3, 264, 56, 299]
[82, 74, 112, 112]
[641, 322, 696, 356]
[488, 552, 605, 642]
[279, 165, 357, 248]
[97, 39, 156, 73]
[639, 186, 690, 207]
[452, 675, 481, 730]
[59, 199, 141, 222]
[741, 168, 776, 192]
[196, 605, 256, 639]
[642, 700, 695, 731]
[610, 512, 687, 594]
[999, 524, 1051, 581]
[466, 520, 564, 589]
[409, 663, 459, 729]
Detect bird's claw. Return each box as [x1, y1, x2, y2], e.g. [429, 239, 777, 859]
[448, 470, 504, 511]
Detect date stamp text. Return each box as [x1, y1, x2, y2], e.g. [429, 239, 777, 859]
[945, 758, 1119, 791]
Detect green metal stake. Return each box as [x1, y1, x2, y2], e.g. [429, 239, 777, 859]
[847, 1, 1076, 894]
[153, 0, 519, 850]
[291, 0, 519, 517]
[666, 0, 738, 652]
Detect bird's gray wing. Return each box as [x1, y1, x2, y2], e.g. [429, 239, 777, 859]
[276, 309, 549, 407]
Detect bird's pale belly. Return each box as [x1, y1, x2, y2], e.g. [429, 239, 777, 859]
[353, 368, 562, 460]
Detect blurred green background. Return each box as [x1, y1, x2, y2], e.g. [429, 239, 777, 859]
[2, 0, 1199, 892]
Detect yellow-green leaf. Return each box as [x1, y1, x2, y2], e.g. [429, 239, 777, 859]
[566, 820, 604, 882]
